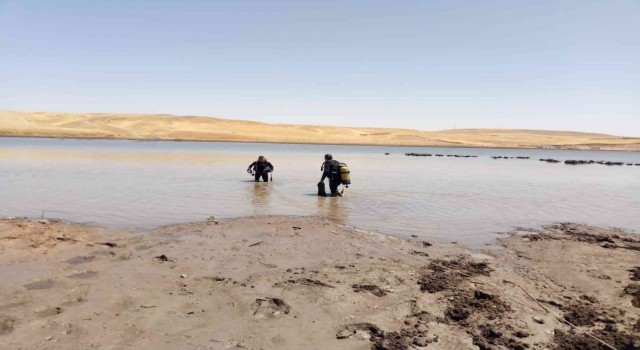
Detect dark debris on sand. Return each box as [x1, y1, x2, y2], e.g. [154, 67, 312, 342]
[553, 324, 640, 350]
[542, 223, 640, 252]
[445, 290, 511, 324]
[418, 256, 492, 293]
[471, 323, 530, 350]
[372, 328, 438, 350]
[274, 278, 335, 289]
[629, 267, 640, 281]
[623, 284, 640, 308]
[562, 302, 601, 327]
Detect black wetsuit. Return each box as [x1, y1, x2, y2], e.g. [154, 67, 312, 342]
[249, 161, 274, 182]
[321, 160, 342, 196]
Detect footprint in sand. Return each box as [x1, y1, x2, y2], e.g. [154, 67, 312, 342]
[23, 280, 55, 290]
[35, 306, 63, 317]
[65, 256, 96, 265]
[252, 298, 290, 318]
[336, 323, 384, 341]
[66, 271, 98, 280]
[0, 316, 16, 335]
[352, 284, 387, 297]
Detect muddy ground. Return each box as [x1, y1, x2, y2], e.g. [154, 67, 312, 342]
[0, 217, 638, 350]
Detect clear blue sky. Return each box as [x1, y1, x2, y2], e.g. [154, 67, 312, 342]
[1, 1, 638, 135]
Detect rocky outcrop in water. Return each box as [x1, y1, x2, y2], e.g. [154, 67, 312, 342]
[492, 156, 530, 159]
[404, 154, 637, 167]
[405, 153, 477, 158]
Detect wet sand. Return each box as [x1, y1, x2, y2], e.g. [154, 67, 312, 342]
[0, 216, 639, 349]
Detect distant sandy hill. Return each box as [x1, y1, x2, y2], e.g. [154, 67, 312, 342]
[1, 110, 638, 150]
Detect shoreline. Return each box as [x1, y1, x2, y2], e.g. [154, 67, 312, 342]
[2, 135, 640, 153]
[1, 215, 638, 349]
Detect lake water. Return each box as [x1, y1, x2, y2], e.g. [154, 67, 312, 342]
[1, 137, 639, 247]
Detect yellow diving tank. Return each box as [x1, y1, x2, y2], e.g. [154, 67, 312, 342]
[339, 163, 351, 186]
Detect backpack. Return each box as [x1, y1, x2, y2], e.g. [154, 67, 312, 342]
[326, 160, 342, 180]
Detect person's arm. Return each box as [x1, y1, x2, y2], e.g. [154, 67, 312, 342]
[267, 162, 274, 172]
[320, 162, 328, 181]
[247, 161, 256, 172]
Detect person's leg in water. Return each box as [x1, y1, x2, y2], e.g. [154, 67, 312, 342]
[261, 173, 268, 182]
[254, 172, 261, 182]
[329, 178, 341, 197]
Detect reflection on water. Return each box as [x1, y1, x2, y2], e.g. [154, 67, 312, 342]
[316, 196, 349, 224]
[1, 137, 639, 247]
[250, 182, 272, 213]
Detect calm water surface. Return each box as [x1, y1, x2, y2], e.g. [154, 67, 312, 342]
[1, 137, 639, 247]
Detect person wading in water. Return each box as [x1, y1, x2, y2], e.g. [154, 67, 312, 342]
[320, 154, 343, 197]
[247, 156, 274, 182]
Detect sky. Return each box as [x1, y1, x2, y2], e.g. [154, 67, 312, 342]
[0, 1, 639, 136]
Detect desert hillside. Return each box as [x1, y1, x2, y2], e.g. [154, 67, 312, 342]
[1, 110, 638, 150]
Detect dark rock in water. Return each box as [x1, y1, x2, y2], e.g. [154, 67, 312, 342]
[385, 153, 390, 155]
[540, 158, 560, 163]
[435, 154, 444, 157]
[604, 161, 624, 166]
[627, 163, 633, 166]
[565, 160, 590, 165]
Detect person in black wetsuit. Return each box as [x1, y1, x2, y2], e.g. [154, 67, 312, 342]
[247, 156, 274, 182]
[320, 154, 342, 197]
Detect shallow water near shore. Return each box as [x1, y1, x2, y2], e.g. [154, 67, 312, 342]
[1, 137, 639, 247]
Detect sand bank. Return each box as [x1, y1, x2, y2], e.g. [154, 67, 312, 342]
[1, 110, 639, 151]
[0, 216, 639, 349]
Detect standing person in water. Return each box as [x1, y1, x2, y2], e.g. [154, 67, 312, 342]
[247, 156, 274, 182]
[320, 154, 342, 197]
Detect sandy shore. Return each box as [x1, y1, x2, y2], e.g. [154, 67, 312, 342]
[0, 216, 639, 350]
[2, 110, 639, 151]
